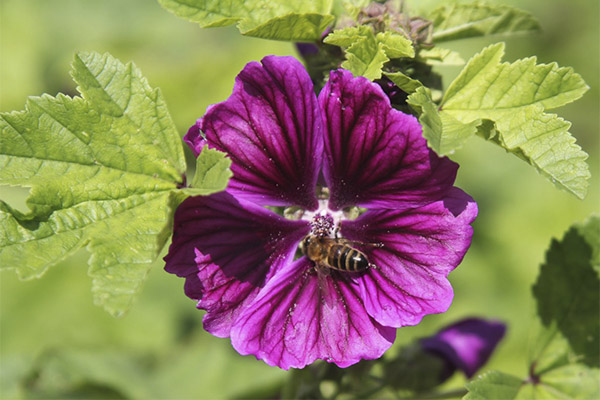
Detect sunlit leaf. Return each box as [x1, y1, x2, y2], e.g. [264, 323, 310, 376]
[418, 47, 465, 66]
[385, 71, 422, 94]
[185, 145, 232, 196]
[424, 43, 590, 199]
[324, 25, 413, 80]
[429, 1, 540, 43]
[0, 52, 190, 316]
[157, 0, 335, 41]
[375, 31, 415, 58]
[407, 86, 479, 154]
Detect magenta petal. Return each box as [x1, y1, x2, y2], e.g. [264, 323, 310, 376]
[421, 318, 507, 378]
[164, 192, 309, 337]
[341, 188, 478, 328]
[319, 69, 458, 210]
[230, 258, 396, 370]
[199, 55, 323, 210]
[183, 121, 205, 157]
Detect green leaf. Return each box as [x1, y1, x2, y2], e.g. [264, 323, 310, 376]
[185, 145, 232, 196]
[324, 26, 414, 80]
[375, 31, 415, 59]
[0, 52, 188, 316]
[464, 370, 523, 400]
[418, 47, 465, 66]
[532, 216, 600, 367]
[342, 34, 389, 80]
[429, 1, 541, 43]
[439, 43, 590, 199]
[540, 364, 600, 400]
[157, 0, 335, 41]
[321, 25, 370, 47]
[407, 86, 480, 154]
[464, 365, 600, 400]
[385, 71, 422, 94]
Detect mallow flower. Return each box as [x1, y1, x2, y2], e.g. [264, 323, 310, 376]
[165, 55, 477, 369]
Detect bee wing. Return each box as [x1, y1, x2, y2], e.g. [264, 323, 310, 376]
[316, 265, 336, 308]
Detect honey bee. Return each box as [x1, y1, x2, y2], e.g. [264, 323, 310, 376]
[301, 235, 377, 273]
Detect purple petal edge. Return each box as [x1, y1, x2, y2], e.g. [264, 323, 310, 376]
[230, 258, 396, 370]
[319, 69, 457, 211]
[164, 191, 309, 338]
[199, 55, 324, 210]
[420, 317, 507, 378]
[184, 122, 205, 157]
[342, 188, 478, 328]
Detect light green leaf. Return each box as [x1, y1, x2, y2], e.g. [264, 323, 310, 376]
[185, 146, 232, 196]
[343, 35, 389, 80]
[324, 26, 414, 80]
[418, 47, 465, 66]
[407, 86, 479, 154]
[541, 364, 600, 400]
[385, 71, 422, 94]
[429, 1, 541, 43]
[0, 52, 188, 316]
[464, 365, 600, 400]
[157, 0, 334, 41]
[240, 13, 334, 41]
[532, 216, 600, 367]
[323, 25, 371, 47]
[375, 31, 415, 58]
[440, 43, 590, 199]
[463, 370, 523, 400]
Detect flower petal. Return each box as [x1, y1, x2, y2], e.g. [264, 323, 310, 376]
[341, 188, 478, 328]
[164, 192, 309, 337]
[230, 258, 396, 370]
[183, 123, 206, 157]
[420, 317, 506, 378]
[319, 69, 458, 210]
[196, 55, 323, 210]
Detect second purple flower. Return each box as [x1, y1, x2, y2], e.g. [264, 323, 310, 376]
[165, 55, 478, 369]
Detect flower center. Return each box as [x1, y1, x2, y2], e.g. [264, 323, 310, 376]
[303, 199, 344, 238]
[282, 189, 362, 238]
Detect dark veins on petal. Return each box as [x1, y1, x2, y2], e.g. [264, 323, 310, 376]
[200, 56, 322, 210]
[165, 192, 309, 337]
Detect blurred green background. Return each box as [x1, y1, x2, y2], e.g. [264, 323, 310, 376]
[0, 0, 598, 398]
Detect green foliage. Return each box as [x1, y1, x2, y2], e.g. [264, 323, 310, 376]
[324, 25, 414, 80]
[407, 86, 479, 153]
[23, 348, 156, 399]
[463, 371, 523, 400]
[428, 1, 541, 43]
[0, 52, 231, 316]
[384, 71, 423, 94]
[185, 145, 233, 196]
[465, 217, 600, 400]
[157, 0, 335, 41]
[532, 216, 599, 367]
[418, 47, 465, 66]
[408, 42, 590, 199]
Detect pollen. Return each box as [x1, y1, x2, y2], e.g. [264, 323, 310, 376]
[310, 213, 334, 237]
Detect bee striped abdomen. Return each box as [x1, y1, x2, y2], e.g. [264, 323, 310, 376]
[328, 244, 369, 272]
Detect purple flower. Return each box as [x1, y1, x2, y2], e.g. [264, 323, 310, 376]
[165, 55, 477, 369]
[420, 318, 507, 378]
